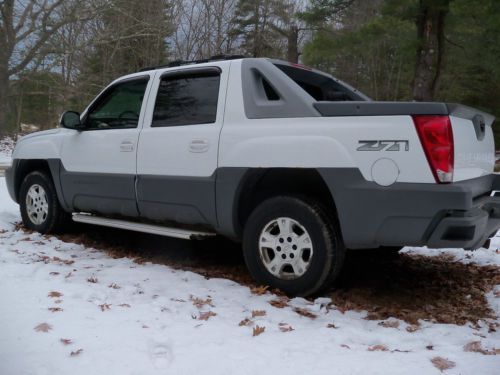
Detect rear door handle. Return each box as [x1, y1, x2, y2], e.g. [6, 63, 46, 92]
[120, 141, 134, 152]
[189, 139, 209, 153]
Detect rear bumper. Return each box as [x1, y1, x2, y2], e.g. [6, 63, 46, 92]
[427, 196, 500, 249]
[319, 169, 500, 250]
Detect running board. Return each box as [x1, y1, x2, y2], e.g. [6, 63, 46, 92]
[72, 214, 216, 240]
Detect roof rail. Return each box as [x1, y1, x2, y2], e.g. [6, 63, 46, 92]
[138, 54, 246, 72]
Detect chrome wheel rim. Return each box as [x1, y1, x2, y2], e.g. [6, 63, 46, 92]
[26, 184, 49, 225]
[258, 217, 314, 280]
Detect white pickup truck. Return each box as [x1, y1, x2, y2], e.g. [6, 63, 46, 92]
[5, 56, 500, 296]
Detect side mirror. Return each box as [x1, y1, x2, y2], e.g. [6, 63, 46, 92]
[60, 111, 84, 130]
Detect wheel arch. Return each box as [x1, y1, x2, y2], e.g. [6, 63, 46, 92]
[13, 159, 70, 211]
[215, 167, 340, 240]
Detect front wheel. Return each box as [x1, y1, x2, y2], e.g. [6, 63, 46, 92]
[19, 171, 70, 234]
[243, 196, 345, 297]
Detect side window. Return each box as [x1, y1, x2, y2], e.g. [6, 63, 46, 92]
[152, 72, 220, 127]
[85, 78, 148, 130]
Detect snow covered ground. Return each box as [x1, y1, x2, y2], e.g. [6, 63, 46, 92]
[0, 135, 14, 167]
[0, 177, 499, 375]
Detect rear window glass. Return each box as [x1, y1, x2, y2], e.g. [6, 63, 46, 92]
[274, 64, 358, 102]
[152, 73, 220, 127]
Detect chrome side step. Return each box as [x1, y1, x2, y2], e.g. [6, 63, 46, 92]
[72, 213, 216, 240]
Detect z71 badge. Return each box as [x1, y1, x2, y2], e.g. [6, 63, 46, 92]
[357, 140, 409, 151]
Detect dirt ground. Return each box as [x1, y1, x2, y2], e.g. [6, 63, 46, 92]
[36, 222, 500, 328]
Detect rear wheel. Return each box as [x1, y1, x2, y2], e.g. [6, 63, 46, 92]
[243, 196, 345, 296]
[19, 171, 70, 233]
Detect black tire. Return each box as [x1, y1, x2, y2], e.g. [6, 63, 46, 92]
[243, 196, 345, 297]
[19, 171, 70, 234]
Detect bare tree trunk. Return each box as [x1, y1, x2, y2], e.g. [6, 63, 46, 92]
[0, 52, 10, 134]
[287, 25, 299, 63]
[16, 85, 23, 131]
[0, 73, 9, 134]
[412, 0, 449, 101]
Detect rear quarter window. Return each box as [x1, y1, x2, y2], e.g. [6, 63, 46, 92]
[274, 64, 364, 102]
[152, 73, 220, 127]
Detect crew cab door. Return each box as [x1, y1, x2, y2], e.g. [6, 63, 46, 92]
[136, 64, 229, 227]
[59, 75, 153, 217]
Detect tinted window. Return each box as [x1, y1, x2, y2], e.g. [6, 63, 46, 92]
[152, 73, 220, 127]
[274, 64, 367, 101]
[86, 79, 148, 130]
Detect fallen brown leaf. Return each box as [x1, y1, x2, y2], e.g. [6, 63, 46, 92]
[60, 338, 72, 345]
[326, 323, 338, 329]
[239, 318, 252, 326]
[190, 295, 214, 309]
[406, 324, 420, 333]
[278, 323, 294, 332]
[431, 357, 455, 372]
[340, 344, 351, 349]
[48, 307, 63, 313]
[293, 307, 317, 319]
[368, 344, 388, 352]
[253, 325, 265, 336]
[379, 320, 400, 329]
[198, 311, 217, 321]
[250, 285, 269, 295]
[392, 349, 411, 353]
[70, 349, 83, 357]
[49, 272, 60, 276]
[34, 323, 52, 333]
[464, 341, 483, 353]
[48, 291, 63, 298]
[464, 341, 499, 355]
[52, 256, 74, 265]
[171, 298, 186, 303]
[108, 283, 120, 289]
[251, 310, 266, 318]
[269, 298, 289, 309]
[336, 301, 354, 314]
[87, 276, 98, 283]
[99, 303, 111, 311]
[118, 303, 131, 308]
[133, 257, 147, 264]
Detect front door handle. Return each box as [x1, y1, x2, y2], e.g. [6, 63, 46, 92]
[120, 141, 134, 152]
[189, 139, 209, 153]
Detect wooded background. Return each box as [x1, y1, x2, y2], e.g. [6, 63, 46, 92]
[1, 0, 499, 144]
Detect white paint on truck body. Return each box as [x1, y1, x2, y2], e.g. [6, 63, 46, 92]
[450, 115, 495, 182]
[10, 58, 496, 186]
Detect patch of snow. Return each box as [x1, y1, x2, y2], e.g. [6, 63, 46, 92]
[403, 239, 500, 267]
[0, 177, 498, 375]
[0, 135, 14, 167]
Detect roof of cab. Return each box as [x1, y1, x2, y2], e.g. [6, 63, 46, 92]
[137, 54, 247, 72]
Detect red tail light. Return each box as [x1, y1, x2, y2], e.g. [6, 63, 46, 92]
[412, 115, 454, 183]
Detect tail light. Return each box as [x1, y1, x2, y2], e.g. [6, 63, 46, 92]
[412, 115, 454, 183]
